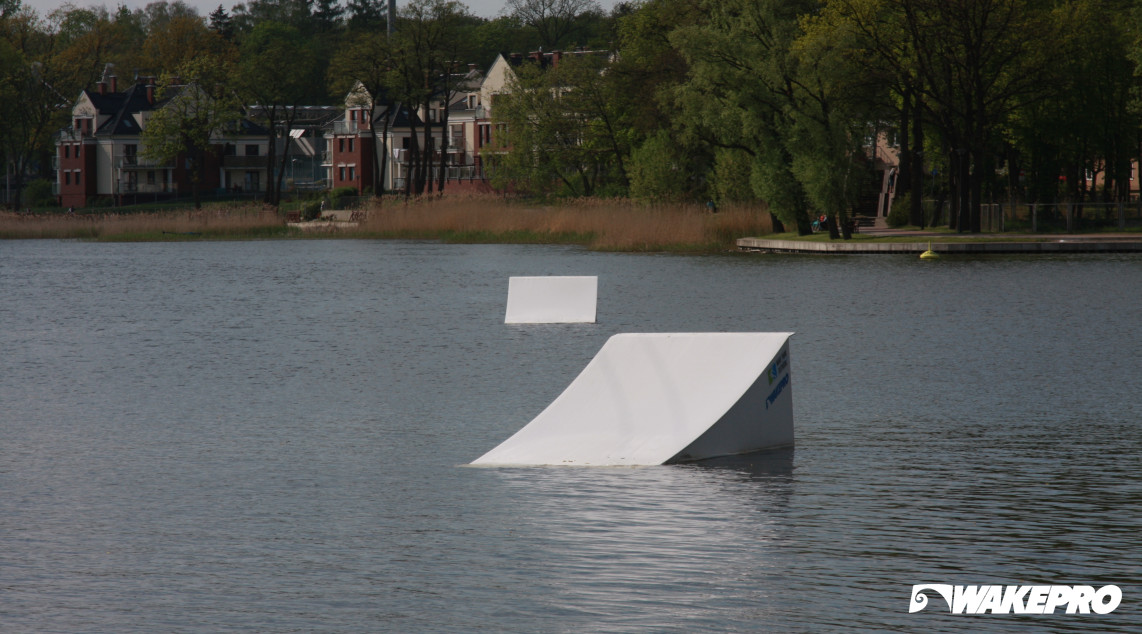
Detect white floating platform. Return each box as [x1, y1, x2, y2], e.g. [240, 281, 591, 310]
[504, 276, 598, 324]
[472, 333, 794, 466]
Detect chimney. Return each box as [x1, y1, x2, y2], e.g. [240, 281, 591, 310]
[530, 51, 542, 63]
[510, 53, 522, 62]
[552, 51, 562, 67]
[109, 75, 117, 92]
[98, 81, 107, 95]
[146, 84, 154, 105]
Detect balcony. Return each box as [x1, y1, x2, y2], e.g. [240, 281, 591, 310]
[320, 151, 332, 166]
[332, 120, 361, 135]
[445, 165, 485, 181]
[446, 137, 467, 153]
[57, 129, 85, 142]
[119, 182, 172, 194]
[119, 155, 168, 169]
[221, 155, 266, 169]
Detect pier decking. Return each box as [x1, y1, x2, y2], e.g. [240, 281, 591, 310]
[736, 236, 1142, 254]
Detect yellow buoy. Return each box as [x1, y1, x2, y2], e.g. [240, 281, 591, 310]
[920, 242, 939, 260]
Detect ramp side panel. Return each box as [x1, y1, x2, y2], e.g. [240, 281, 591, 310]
[504, 276, 598, 324]
[472, 333, 793, 466]
[667, 341, 793, 462]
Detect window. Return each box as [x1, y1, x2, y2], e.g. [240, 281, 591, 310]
[75, 144, 80, 158]
[348, 138, 354, 152]
[245, 144, 260, 156]
[147, 171, 155, 185]
[224, 143, 236, 156]
[75, 170, 81, 185]
[339, 138, 345, 152]
[428, 108, 436, 122]
[339, 166, 345, 181]
[350, 110, 356, 121]
[65, 172, 71, 185]
[64, 145, 70, 159]
[348, 166, 356, 181]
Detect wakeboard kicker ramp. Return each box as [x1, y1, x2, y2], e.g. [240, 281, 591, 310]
[471, 332, 794, 466]
[504, 276, 598, 324]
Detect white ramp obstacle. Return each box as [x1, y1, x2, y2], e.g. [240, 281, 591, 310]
[504, 276, 598, 324]
[472, 332, 794, 466]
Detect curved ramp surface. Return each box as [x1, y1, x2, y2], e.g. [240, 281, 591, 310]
[504, 276, 598, 323]
[472, 332, 794, 466]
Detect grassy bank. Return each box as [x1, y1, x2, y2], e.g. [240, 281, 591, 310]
[1, 196, 775, 253]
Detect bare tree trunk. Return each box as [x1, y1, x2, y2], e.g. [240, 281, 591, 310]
[437, 109, 449, 193]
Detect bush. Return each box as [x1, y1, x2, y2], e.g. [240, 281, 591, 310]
[25, 179, 57, 208]
[888, 192, 911, 227]
[301, 201, 322, 221]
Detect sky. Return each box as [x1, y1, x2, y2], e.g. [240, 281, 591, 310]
[18, 0, 617, 21]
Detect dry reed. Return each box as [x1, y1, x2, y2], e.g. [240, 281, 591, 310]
[0, 205, 284, 240]
[361, 196, 773, 251]
[1, 195, 774, 251]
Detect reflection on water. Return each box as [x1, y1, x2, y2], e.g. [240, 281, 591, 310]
[1, 241, 1139, 632]
[472, 451, 795, 630]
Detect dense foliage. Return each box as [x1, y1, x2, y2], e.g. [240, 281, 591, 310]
[4, 0, 1142, 234]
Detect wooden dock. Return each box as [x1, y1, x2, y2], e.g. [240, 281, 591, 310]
[736, 237, 1142, 254]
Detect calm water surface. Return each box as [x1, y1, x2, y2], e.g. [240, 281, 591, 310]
[1, 239, 1140, 632]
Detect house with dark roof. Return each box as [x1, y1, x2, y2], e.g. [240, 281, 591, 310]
[323, 65, 491, 196]
[55, 75, 270, 209]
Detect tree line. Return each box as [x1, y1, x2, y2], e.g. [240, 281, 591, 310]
[0, 0, 619, 206]
[494, 0, 1142, 235]
[4, 0, 1142, 235]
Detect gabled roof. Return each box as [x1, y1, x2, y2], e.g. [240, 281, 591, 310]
[91, 83, 161, 136]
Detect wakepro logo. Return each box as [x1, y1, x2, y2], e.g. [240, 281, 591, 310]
[910, 584, 1122, 615]
[767, 348, 789, 385]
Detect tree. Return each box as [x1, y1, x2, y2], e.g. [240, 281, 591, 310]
[208, 4, 235, 40]
[819, 0, 1064, 232]
[140, 57, 240, 209]
[505, 0, 601, 50]
[386, 0, 470, 197]
[312, 0, 344, 32]
[1, 6, 72, 208]
[237, 20, 321, 204]
[491, 53, 631, 197]
[346, 0, 385, 31]
[670, 0, 823, 234]
[329, 30, 397, 195]
[142, 14, 235, 74]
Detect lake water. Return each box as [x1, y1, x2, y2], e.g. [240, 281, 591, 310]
[1, 239, 1140, 632]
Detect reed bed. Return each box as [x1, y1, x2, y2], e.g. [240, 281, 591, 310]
[361, 196, 774, 251]
[0, 195, 774, 251]
[0, 205, 286, 240]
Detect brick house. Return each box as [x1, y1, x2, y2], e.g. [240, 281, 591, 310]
[323, 66, 491, 195]
[55, 75, 269, 209]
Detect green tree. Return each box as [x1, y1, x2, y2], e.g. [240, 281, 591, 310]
[670, 0, 821, 234]
[491, 53, 630, 197]
[329, 30, 397, 195]
[820, 0, 1064, 232]
[140, 57, 240, 209]
[237, 20, 321, 204]
[1, 6, 72, 207]
[506, 0, 602, 50]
